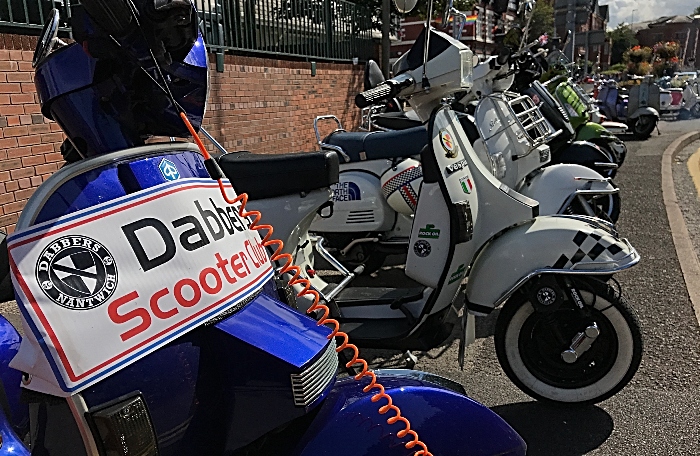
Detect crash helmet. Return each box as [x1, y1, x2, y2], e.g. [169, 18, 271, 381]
[380, 158, 423, 215]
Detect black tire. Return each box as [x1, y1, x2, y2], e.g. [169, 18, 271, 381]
[494, 277, 643, 405]
[631, 116, 657, 139]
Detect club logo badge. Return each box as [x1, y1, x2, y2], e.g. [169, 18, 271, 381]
[35, 236, 118, 310]
[413, 240, 431, 258]
[440, 130, 458, 158]
[159, 158, 181, 181]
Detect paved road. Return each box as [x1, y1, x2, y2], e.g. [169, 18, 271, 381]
[2, 119, 700, 454]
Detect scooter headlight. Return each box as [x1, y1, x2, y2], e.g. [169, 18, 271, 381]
[489, 152, 507, 179]
[460, 49, 474, 89]
[89, 394, 158, 456]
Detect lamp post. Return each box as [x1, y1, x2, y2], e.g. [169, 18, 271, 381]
[631, 9, 637, 26]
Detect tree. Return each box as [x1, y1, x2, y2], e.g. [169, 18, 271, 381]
[607, 23, 638, 65]
[694, 6, 700, 15]
[525, 1, 554, 43]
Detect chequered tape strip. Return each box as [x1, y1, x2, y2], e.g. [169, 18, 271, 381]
[552, 230, 624, 269]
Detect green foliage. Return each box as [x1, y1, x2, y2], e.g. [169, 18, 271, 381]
[694, 6, 700, 15]
[607, 63, 626, 73]
[525, 1, 554, 43]
[402, 0, 478, 20]
[607, 24, 638, 65]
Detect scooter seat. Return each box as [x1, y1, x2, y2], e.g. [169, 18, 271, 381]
[324, 125, 428, 162]
[372, 112, 424, 130]
[218, 151, 339, 200]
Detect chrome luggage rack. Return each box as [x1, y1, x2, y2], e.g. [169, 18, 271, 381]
[493, 91, 558, 151]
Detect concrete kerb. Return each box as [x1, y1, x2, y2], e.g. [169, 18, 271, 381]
[661, 131, 700, 327]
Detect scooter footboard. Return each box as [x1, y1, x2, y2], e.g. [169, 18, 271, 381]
[465, 215, 639, 311]
[294, 370, 525, 456]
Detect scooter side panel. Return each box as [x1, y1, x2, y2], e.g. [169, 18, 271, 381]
[466, 215, 639, 309]
[309, 170, 395, 233]
[248, 188, 332, 254]
[293, 371, 526, 456]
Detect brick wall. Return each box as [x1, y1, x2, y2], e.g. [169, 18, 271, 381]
[0, 33, 364, 235]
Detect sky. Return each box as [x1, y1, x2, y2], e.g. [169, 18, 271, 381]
[605, 0, 699, 28]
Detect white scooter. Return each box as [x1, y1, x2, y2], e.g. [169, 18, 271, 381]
[682, 79, 700, 118]
[219, 8, 643, 404]
[459, 48, 621, 222]
[309, 46, 618, 274]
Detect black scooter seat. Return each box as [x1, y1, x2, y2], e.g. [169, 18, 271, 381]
[218, 151, 339, 200]
[324, 125, 428, 162]
[373, 112, 424, 130]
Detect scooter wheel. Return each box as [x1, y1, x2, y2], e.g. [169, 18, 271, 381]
[631, 116, 657, 139]
[494, 277, 642, 405]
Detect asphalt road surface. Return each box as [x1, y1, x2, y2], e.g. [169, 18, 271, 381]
[2, 119, 700, 455]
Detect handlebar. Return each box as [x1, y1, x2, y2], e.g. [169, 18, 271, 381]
[356, 84, 393, 108]
[355, 75, 415, 108]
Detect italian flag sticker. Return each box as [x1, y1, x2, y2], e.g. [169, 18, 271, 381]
[460, 176, 473, 194]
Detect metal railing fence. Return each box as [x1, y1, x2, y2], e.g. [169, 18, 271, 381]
[0, 0, 71, 32]
[0, 0, 376, 62]
[197, 0, 375, 61]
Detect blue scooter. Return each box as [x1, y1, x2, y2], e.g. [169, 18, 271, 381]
[0, 1, 525, 455]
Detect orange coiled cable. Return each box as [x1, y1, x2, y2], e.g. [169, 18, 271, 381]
[180, 113, 432, 456]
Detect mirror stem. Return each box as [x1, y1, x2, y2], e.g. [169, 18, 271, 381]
[422, 0, 433, 91]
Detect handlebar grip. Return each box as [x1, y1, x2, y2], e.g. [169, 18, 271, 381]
[355, 84, 393, 108]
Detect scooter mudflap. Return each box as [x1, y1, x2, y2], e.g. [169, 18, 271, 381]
[458, 311, 475, 370]
[458, 312, 467, 370]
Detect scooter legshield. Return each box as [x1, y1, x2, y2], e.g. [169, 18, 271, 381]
[466, 215, 639, 311]
[293, 370, 526, 456]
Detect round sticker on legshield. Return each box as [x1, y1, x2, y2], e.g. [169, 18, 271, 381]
[440, 130, 458, 158]
[413, 240, 431, 257]
[35, 235, 118, 310]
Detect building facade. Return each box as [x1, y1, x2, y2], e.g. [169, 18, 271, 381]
[634, 16, 700, 70]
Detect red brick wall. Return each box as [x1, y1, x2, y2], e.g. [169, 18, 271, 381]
[0, 34, 364, 235]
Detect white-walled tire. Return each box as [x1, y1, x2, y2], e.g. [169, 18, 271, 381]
[494, 278, 642, 404]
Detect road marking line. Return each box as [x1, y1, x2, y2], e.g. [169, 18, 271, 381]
[688, 147, 700, 199]
[662, 132, 700, 327]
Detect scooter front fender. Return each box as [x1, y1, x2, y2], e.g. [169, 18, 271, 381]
[576, 121, 613, 141]
[629, 107, 660, 119]
[294, 370, 526, 456]
[520, 164, 618, 215]
[465, 215, 639, 311]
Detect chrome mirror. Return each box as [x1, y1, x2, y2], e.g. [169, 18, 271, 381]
[393, 0, 418, 14]
[441, 0, 454, 28]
